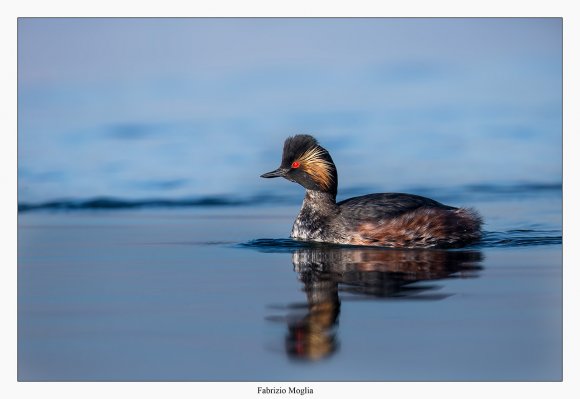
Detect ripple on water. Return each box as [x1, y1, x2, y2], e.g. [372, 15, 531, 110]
[240, 229, 562, 251]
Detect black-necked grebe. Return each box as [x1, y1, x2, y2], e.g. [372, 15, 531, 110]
[260, 134, 482, 248]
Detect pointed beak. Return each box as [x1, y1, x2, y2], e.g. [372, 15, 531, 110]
[260, 168, 287, 178]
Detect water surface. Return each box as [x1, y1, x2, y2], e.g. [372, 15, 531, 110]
[18, 185, 562, 381]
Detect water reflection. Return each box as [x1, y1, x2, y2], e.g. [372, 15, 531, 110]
[275, 247, 483, 361]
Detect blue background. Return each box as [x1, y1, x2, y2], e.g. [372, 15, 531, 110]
[18, 18, 562, 204]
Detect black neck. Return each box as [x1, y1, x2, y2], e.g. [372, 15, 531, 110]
[304, 190, 338, 210]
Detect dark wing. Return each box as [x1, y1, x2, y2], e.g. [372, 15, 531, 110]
[337, 193, 456, 222]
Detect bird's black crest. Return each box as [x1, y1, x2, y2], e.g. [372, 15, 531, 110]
[282, 134, 319, 165]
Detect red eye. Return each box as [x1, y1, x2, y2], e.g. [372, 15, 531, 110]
[291, 161, 300, 169]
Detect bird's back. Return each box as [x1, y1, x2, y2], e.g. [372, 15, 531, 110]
[337, 193, 455, 222]
[335, 193, 481, 248]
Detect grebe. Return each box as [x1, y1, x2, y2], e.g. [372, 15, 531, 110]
[260, 134, 482, 248]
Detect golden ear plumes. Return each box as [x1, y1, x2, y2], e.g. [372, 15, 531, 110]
[296, 146, 335, 191]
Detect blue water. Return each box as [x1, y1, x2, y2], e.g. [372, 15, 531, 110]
[17, 185, 562, 381]
[17, 18, 562, 381]
[18, 18, 561, 204]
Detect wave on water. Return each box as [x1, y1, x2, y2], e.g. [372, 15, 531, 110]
[238, 238, 334, 253]
[240, 229, 562, 251]
[17, 182, 561, 213]
[475, 230, 562, 248]
[17, 194, 295, 212]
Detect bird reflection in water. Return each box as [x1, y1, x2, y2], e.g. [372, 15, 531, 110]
[273, 246, 483, 361]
